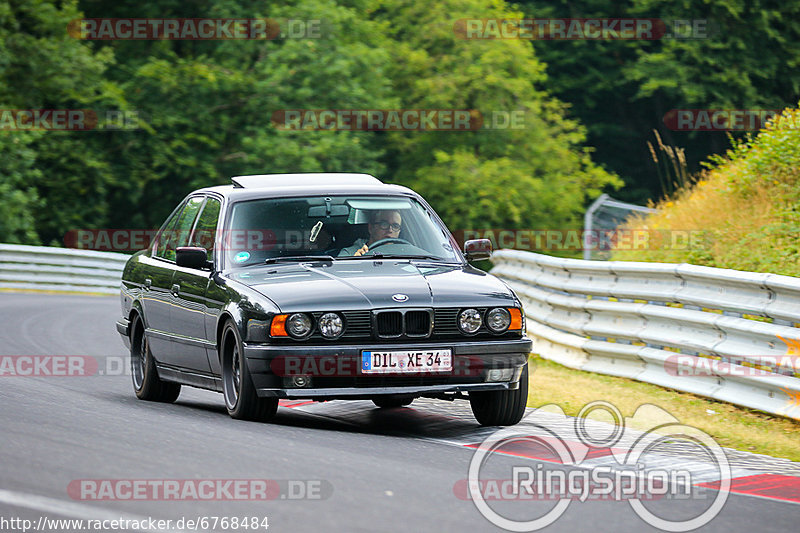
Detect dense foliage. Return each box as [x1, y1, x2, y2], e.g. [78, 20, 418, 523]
[517, 0, 800, 203]
[612, 106, 800, 276]
[2, 0, 798, 255]
[0, 0, 620, 246]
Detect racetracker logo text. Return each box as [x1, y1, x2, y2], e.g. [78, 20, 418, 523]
[0, 110, 141, 131]
[67, 18, 323, 40]
[0, 356, 98, 377]
[68, 479, 332, 501]
[663, 109, 796, 131]
[452, 229, 706, 252]
[454, 19, 711, 40]
[271, 110, 526, 130]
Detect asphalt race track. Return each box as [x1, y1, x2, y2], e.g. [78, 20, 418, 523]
[0, 292, 798, 532]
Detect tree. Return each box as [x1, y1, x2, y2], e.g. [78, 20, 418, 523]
[374, 0, 621, 234]
[514, 0, 800, 203]
[0, 0, 120, 244]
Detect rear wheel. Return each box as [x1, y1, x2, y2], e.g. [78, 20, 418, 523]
[221, 321, 278, 422]
[372, 396, 414, 409]
[130, 315, 181, 403]
[469, 363, 528, 426]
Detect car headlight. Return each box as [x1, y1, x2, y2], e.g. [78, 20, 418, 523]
[286, 313, 313, 338]
[486, 307, 511, 333]
[318, 312, 344, 339]
[458, 308, 482, 334]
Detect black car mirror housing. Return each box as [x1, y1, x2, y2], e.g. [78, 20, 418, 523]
[176, 247, 213, 270]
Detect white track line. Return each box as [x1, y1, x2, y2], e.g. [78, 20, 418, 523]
[0, 489, 186, 532]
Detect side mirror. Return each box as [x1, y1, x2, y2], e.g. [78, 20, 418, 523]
[176, 247, 212, 270]
[464, 239, 492, 261]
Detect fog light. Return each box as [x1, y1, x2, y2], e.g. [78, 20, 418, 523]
[458, 308, 482, 334]
[486, 368, 515, 382]
[318, 312, 344, 338]
[292, 375, 312, 388]
[487, 369, 503, 382]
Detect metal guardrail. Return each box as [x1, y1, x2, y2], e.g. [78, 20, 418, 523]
[491, 249, 800, 420]
[2, 243, 799, 418]
[0, 244, 127, 295]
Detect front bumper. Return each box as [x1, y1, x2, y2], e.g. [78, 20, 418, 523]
[243, 338, 532, 399]
[116, 318, 131, 348]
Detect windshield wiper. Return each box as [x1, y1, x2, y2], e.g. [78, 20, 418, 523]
[264, 255, 334, 264]
[340, 253, 446, 261]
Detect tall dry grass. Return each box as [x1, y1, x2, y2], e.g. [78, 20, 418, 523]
[612, 108, 800, 276]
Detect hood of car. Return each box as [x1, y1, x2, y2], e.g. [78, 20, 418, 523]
[224, 260, 517, 312]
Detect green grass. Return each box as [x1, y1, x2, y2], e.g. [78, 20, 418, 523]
[525, 355, 800, 462]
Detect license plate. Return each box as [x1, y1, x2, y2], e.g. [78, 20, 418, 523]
[361, 349, 452, 374]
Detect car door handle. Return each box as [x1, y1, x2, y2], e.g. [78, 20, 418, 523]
[144, 278, 152, 290]
[171, 283, 180, 296]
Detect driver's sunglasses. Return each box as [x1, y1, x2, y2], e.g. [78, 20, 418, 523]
[374, 220, 401, 232]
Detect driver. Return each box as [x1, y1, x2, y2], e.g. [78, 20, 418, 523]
[339, 210, 402, 256]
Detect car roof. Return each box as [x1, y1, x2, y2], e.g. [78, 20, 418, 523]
[192, 173, 418, 201]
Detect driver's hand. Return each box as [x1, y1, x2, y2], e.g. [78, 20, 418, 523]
[354, 244, 369, 256]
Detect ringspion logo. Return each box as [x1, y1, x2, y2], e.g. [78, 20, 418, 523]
[465, 402, 730, 531]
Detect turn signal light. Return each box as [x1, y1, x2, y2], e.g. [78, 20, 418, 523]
[270, 314, 288, 337]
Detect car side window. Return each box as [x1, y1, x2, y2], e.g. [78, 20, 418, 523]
[159, 197, 204, 262]
[155, 201, 186, 259]
[190, 197, 221, 262]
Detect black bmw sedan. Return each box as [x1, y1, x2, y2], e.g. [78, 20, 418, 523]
[116, 173, 532, 426]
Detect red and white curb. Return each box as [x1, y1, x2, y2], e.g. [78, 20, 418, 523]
[277, 399, 800, 505]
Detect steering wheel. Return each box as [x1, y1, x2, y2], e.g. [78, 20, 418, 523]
[366, 238, 412, 251]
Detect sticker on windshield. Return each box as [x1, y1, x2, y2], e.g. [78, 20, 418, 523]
[234, 251, 250, 263]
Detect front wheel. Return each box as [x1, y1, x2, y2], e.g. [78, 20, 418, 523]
[221, 321, 278, 422]
[469, 363, 528, 426]
[130, 315, 181, 403]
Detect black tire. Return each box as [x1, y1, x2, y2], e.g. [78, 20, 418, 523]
[221, 321, 278, 422]
[130, 315, 181, 403]
[372, 396, 414, 409]
[469, 363, 529, 426]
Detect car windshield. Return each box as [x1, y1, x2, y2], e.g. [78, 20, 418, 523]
[224, 195, 460, 267]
